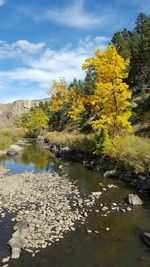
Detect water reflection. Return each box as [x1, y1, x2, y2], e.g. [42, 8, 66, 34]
[0, 144, 58, 173]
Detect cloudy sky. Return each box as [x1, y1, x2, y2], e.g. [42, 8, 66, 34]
[0, 0, 149, 103]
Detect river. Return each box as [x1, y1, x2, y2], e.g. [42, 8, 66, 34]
[0, 143, 150, 267]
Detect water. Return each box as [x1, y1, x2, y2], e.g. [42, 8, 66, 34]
[0, 144, 150, 267]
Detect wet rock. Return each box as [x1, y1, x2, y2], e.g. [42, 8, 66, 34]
[9, 237, 21, 259]
[127, 194, 143, 206]
[37, 135, 45, 144]
[2, 256, 10, 263]
[104, 170, 117, 178]
[92, 192, 102, 197]
[7, 145, 23, 156]
[143, 232, 150, 246]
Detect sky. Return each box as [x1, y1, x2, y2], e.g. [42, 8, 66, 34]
[0, 0, 149, 103]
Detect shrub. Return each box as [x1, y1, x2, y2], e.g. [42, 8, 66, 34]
[104, 135, 150, 173]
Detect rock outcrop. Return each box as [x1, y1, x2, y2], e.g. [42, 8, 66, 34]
[0, 99, 49, 126]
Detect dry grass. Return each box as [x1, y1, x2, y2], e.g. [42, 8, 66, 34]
[105, 135, 150, 173]
[0, 127, 25, 150]
[44, 131, 95, 153]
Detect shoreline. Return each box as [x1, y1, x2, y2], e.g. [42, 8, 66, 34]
[36, 135, 150, 192]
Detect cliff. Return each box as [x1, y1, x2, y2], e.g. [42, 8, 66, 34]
[0, 99, 47, 126]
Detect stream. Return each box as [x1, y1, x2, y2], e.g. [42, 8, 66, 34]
[0, 143, 150, 267]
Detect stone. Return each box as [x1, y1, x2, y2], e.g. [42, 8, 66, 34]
[9, 237, 21, 259]
[2, 256, 10, 263]
[104, 170, 117, 178]
[128, 194, 143, 206]
[143, 232, 150, 246]
[92, 192, 102, 197]
[7, 145, 23, 156]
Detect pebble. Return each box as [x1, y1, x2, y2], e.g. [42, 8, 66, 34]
[106, 227, 110, 231]
[2, 257, 10, 263]
[0, 166, 102, 257]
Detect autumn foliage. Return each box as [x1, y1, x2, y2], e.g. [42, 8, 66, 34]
[50, 45, 132, 138]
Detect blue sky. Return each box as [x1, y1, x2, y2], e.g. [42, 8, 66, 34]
[0, 0, 149, 103]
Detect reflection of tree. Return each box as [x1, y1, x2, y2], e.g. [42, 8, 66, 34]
[18, 144, 53, 171]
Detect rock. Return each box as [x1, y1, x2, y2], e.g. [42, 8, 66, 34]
[102, 206, 108, 211]
[106, 227, 110, 231]
[14, 220, 28, 231]
[92, 192, 102, 197]
[9, 237, 21, 259]
[7, 145, 23, 156]
[127, 194, 143, 206]
[37, 135, 45, 144]
[143, 232, 150, 246]
[0, 99, 48, 127]
[104, 170, 117, 178]
[2, 256, 10, 263]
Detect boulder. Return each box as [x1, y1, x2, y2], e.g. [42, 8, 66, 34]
[104, 169, 117, 178]
[127, 194, 143, 206]
[8, 237, 21, 259]
[143, 232, 150, 246]
[7, 145, 23, 156]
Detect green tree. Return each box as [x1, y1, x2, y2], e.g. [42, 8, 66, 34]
[18, 107, 48, 137]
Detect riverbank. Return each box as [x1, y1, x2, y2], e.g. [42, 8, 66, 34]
[37, 133, 150, 192]
[0, 128, 25, 151]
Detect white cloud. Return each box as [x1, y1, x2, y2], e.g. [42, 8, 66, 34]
[18, 0, 108, 29]
[15, 40, 45, 53]
[0, 40, 45, 59]
[45, 0, 106, 29]
[0, 0, 6, 6]
[0, 36, 110, 100]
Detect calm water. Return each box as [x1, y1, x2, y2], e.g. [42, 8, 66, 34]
[0, 144, 150, 267]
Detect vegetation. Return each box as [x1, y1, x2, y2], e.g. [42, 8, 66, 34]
[111, 13, 150, 95]
[17, 107, 48, 137]
[0, 128, 25, 150]
[49, 45, 132, 140]
[104, 135, 150, 173]
[44, 131, 94, 153]
[17, 13, 150, 174]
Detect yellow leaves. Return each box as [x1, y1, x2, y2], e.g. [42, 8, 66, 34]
[49, 78, 71, 112]
[49, 45, 132, 138]
[82, 45, 132, 137]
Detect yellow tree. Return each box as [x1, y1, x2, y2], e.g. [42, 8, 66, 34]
[70, 45, 132, 137]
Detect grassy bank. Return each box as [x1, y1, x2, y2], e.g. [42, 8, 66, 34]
[44, 131, 95, 153]
[44, 131, 150, 174]
[0, 128, 25, 150]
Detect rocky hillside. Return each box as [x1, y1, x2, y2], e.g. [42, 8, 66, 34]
[0, 99, 47, 126]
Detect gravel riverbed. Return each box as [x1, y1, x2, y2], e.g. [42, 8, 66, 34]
[0, 166, 100, 258]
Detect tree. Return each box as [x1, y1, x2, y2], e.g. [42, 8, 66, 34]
[48, 78, 78, 130]
[111, 13, 150, 94]
[111, 29, 132, 60]
[70, 45, 132, 138]
[18, 107, 48, 136]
